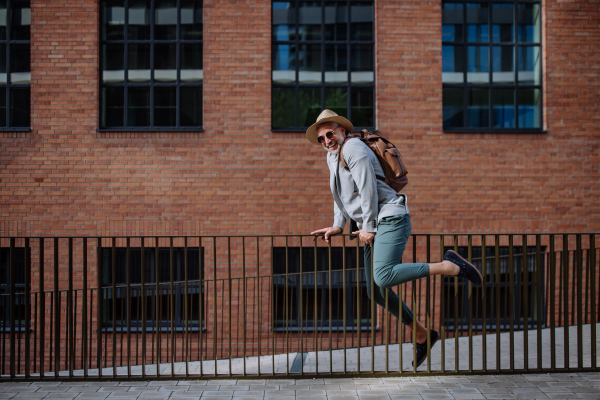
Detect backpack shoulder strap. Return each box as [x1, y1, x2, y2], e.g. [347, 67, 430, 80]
[338, 136, 355, 171]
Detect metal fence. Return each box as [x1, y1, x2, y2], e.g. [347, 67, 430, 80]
[0, 233, 598, 380]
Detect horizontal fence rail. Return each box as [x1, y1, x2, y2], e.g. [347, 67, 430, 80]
[0, 233, 598, 380]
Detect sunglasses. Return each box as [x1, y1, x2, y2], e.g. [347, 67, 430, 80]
[317, 129, 337, 144]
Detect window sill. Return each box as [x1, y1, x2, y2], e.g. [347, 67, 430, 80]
[443, 129, 547, 134]
[97, 127, 203, 132]
[0, 127, 31, 132]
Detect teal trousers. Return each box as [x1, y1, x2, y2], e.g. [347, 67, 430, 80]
[363, 213, 430, 325]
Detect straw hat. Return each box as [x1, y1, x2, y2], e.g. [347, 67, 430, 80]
[305, 109, 354, 145]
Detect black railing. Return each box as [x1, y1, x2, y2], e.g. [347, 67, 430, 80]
[0, 233, 597, 379]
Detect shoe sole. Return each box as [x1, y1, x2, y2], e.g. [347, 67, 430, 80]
[447, 250, 483, 285]
[413, 332, 439, 368]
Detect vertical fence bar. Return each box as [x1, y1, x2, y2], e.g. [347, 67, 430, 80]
[255, 237, 260, 377]
[328, 239, 333, 374]
[198, 237, 204, 378]
[481, 235, 486, 372]
[184, 237, 189, 378]
[141, 237, 147, 378]
[413, 236, 418, 373]
[356, 238, 361, 373]
[111, 237, 116, 378]
[82, 239, 88, 378]
[371, 239, 375, 374]
[494, 235, 500, 371]
[509, 235, 515, 372]
[285, 237, 289, 375]
[536, 235, 543, 370]
[213, 237, 218, 377]
[39, 238, 45, 378]
[467, 235, 473, 373]
[453, 235, 459, 373]
[97, 238, 103, 378]
[563, 234, 569, 369]
[299, 236, 304, 375]
[68, 237, 74, 378]
[170, 237, 175, 378]
[54, 238, 60, 377]
[426, 235, 431, 372]
[342, 237, 346, 374]
[154, 239, 160, 378]
[314, 237, 318, 374]
[522, 234, 529, 370]
[9, 238, 15, 379]
[549, 235, 556, 370]
[576, 234, 583, 369]
[591, 234, 597, 370]
[242, 237, 247, 377]
[126, 238, 131, 379]
[440, 235, 445, 373]
[24, 237, 30, 379]
[227, 237, 232, 376]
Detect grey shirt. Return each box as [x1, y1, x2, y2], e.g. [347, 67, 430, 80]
[328, 137, 409, 233]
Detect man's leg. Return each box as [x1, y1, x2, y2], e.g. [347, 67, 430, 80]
[364, 241, 413, 325]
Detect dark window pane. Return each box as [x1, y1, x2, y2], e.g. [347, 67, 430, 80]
[442, 3, 463, 42]
[351, 87, 373, 127]
[492, 46, 514, 83]
[0, 44, 5, 84]
[127, 87, 150, 127]
[518, 46, 540, 85]
[299, 2, 321, 40]
[518, 89, 540, 128]
[272, 2, 295, 42]
[0, 1, 6, 40]
[154, 87, 176, 127]
[492, 4, 513, 43]
[351, 44, 373, 83]
[324, 2, 347, 41]
[128, 0, 150, 40]
[10, 44, 30, 84]
[10, 87, 29, 128]
[181, 0, 203, 40]
[443, 88, 463, 128]
[492, 88, 514, 128]
[468, 89, 489, 128]
[325, 87, 347, 118]
[442, 45, 464, 83]
[518, 4, 540, 43]
[155, 1, 177, 40]
[273, 44, 296, 84]
[154, 43, 176, 82]
[128, 44, 150, 82]
[180, 86, 201, 126]
[351, 2, 373, 41]
[299, 87, 320, 127]
[102, 0, 124, 40]
[272, 87, 295, 128]
[467, 45, 488, 84]
[0, 87, 6, 127]
[298, 44, 321, 83]
[325, 44, 347, 83]
[101, 86, 124, 127]
[181, 44, 202, 82]
[10, 1, 29, 41]
[466, 3, 488, 42]
[102, 44, 124, 83]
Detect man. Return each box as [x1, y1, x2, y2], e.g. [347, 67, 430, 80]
[308, 109, 483, 368]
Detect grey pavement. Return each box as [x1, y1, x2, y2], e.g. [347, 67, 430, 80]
[2, 373, 600, 399]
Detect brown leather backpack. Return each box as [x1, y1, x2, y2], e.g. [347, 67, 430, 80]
[339, 129, 409, 193]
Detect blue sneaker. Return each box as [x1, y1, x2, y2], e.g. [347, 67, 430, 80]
[444, 250, 483, 285]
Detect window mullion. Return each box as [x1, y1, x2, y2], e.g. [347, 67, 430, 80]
[150, 0, 155, 128]
[6, 0, 10, 127]
[176, 0, 181, 128]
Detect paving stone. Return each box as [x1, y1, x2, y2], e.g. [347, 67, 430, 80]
[544, 394, 581, 400]
[201, 391, 235, 397]
[482, 394, 517, 399]
[74, 394, 109, 399]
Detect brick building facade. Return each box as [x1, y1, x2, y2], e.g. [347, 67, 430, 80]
[0, 0, 598, 374]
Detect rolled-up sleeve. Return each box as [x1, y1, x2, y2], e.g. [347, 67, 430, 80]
[345, 142, 378, 233]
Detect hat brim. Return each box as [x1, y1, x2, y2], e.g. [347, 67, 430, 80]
[306, 116, 354, 145]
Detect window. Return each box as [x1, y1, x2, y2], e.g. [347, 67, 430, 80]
[0, 1, 30, 130]
[442, 1, 542, 131]
[0, 247, 29, 330]
[100, 0, 203, 130]
[272, 246, 374, 331]
[101, 247, 203, 331]
[443, 246, 545, 331]
[272, 1, 375, 130]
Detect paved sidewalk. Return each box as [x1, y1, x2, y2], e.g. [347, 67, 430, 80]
[1, 373, 600, 400]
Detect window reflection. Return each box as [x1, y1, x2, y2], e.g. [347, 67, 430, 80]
[351, 87, 373, 127]
[518, 89, 540, 128]
[298, 44, 321, 84]
[467, 46, 488, 83]
[154, 44, 176, 82]
[493, 89, 514, 128]
[273, 44, 296, 84]
[466, 3, 488, 42]
[492, 46, 514, 83]
[128, 44, 150, 82]
[181, 0, 203, 40]
[299, 2, 321, 40]
[127, 87, 150, 127]
[181, 44, 203, 82]
[155, 1, 177, 39]
[272, 2, 295, 41]
[10, 44, 29, 84]
[325, 44, 347, 83]
[518, 46, 540, 85]
[351, 2, 373, 41]
[443, 89, 463, 128]
[443, 45, 464, 83]
[492, 4, 513, 42]
[350, 44, 373, 83]
[103, 44, 124, 83]
[468, 89, 489, 128]
[324, 2, 347, 41]
[0, 44, 5, 84]
[518, 4, 540, 43]
[443, 3, 463, 42]
[128, 0, 149, 40]
[10, 1, 29, 41]
[0, 1, 6, 40]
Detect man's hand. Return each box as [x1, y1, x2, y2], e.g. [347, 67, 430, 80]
[310, 226, 342, 243]
[352, 230, 375, 246]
